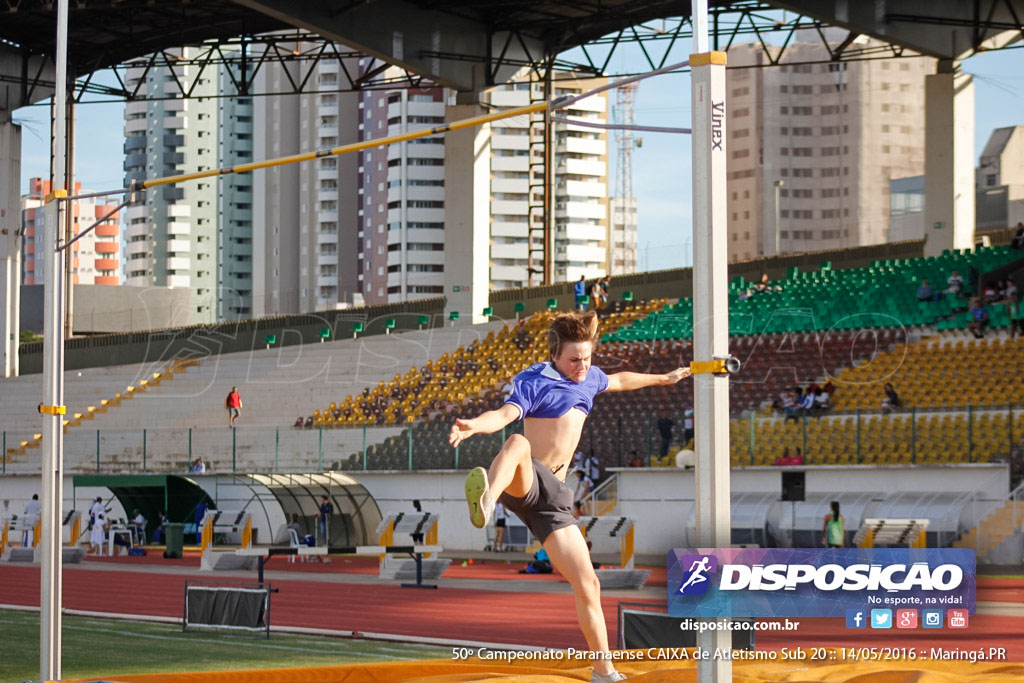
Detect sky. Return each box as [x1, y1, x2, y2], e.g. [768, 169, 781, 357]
[12, 31, 1024, 274]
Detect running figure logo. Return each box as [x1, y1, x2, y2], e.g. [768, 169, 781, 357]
[677, 554, 718, 595]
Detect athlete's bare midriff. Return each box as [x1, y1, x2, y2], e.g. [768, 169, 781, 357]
[522, 408, 588, 481]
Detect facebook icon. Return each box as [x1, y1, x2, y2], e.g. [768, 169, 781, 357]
[846, 609, 866, 629]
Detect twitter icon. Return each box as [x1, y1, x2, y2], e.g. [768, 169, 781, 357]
[870, 609, 892, 629]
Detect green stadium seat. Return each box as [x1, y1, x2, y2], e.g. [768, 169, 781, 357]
[482, 307, 493, 317]
[546, 298, 558, 310]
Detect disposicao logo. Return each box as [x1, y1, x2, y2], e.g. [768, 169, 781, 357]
[667, 548, 975, 619]
[676, 555, 718, 596]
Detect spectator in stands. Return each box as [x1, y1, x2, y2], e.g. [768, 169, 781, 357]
[792, 447, 804, 466]
[152, 511, 168, 545]
[493, 502, 507, 552]
[574, 275, 588, 310]
[821, 501, 845, 548]
[773, 447, 792, 466]
[656, 409, 674, 457]
[293, 416, 305, 429]
[1004, 278, 1018, 303]
[571, 450, 585, 474]
[982, 282, 998, 303]
[799, 387, 815, 413]
[944, 270, 964, 296]
[23, 494, 40, 546]
[190, 457, 206, 473]
[752, 272, 782, 295]
[968, 298, 989, 339]
[584, 449, 602, 487]
[599, 276, 611, 309]
[1012, 222, 1024, 250]
[573, 469, 593, 507]
[628, 451, 645, 468]
[812, 387, 831, 413]
[782, 389, 800, 421]
[916, 278, 937, 302]
[881, 383, 901, 414]
[1011, 291, 1024, 341]
[225, 386, 243, 428]
[318, 496, 333, 546]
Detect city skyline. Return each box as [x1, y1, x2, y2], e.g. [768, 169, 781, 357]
[13, 41, 1024, 276]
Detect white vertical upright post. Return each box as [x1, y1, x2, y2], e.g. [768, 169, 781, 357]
[690, 1, 732, 678]
[0, 120, 21, 378]
[924, 60, 975, 257]
[41, 1, 69, 680]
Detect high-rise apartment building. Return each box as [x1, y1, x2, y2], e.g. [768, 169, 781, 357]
[122, 49, 254, 324]
[609, 197, 638, 276]
[252, 50, 362, 316]
[252, 55, 612, 312]
[359, 83, 448, 305]
[21, 178, 120, 285]
[724, 39, 935, 261]
[487, 77, 611, 288]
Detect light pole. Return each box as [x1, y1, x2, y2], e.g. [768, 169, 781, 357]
[773, 180, 784, 256]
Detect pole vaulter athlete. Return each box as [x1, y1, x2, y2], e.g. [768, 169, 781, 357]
[450, 310, 691, 682]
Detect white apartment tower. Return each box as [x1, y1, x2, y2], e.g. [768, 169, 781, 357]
[487, 77, 611, 288]
[122, 49, 254, 324]
[252, 61, 612, 310]
[252, 50, 362, 315]
[724, 40, 935, 261]
[359, 81, 448, 305]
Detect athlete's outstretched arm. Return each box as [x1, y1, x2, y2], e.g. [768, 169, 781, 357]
[605, 367, 691, 393]
[449, 403, 521, 448]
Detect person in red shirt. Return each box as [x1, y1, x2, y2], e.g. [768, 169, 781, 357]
[225, 387, 243, 428]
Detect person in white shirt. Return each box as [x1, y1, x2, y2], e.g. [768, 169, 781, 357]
[493, 502, 507, 552]
[130, 509, 147, 545]
[90, 512, 106, 555]
[944, 270, 964, 295]
[22, 495, 41, 546]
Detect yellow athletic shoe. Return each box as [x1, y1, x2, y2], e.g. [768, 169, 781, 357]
[465, 467, 494, 529]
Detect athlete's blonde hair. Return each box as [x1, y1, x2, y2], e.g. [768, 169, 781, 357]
[547, 310, 600, 359]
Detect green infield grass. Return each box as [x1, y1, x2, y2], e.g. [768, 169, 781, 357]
[0, 609, 451, 681]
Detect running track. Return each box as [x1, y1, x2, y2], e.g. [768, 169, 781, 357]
[1, 562, 1023, 658]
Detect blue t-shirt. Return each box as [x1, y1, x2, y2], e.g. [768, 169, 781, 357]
[574, 281, 586, 298]
[505, 362, 609, 419]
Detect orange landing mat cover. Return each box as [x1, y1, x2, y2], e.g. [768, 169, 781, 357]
[68, 651, 1024, 683]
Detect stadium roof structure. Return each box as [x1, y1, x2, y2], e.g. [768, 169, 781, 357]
[2, 0, 1024, 108]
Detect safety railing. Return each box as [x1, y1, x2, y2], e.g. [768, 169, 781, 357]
[0, 403, 1019, 475]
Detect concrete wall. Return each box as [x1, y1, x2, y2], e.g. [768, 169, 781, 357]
[20, 284, 191, 335]
[17, 296, 446, 375]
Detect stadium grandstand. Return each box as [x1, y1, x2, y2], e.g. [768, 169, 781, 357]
[3, 241, 1023, 480]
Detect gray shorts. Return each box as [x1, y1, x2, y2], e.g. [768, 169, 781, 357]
[498, 458, 575, 543]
